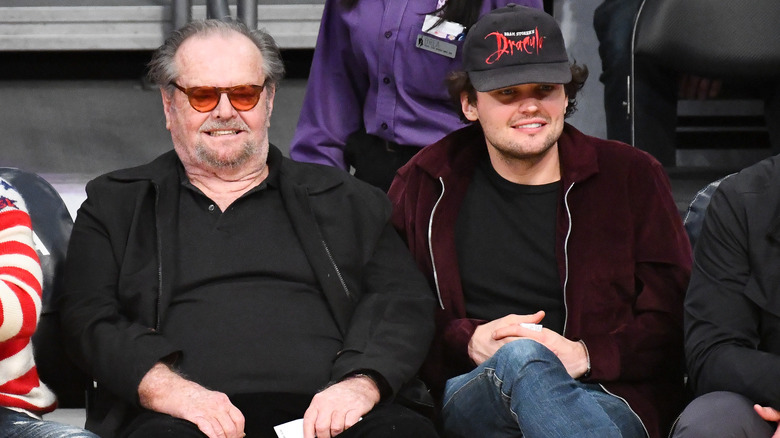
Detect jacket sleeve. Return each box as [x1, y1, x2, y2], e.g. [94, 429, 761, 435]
[289, 0, 368, 169]
[332, 195, 435, 395]
[0, 182, 43, 343]
[580, 159, 691, 383]
[59, 179, 179, 406]
[684, 179, 780, 406]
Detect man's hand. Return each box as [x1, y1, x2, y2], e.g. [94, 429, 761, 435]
[303, 375, 380, 438]
[754, 404, 780, 438]
[678, 74, 722, 100]
[468, 311, 545, 365]
[491, 322, 590, 378]
[138, 363, 245, 438]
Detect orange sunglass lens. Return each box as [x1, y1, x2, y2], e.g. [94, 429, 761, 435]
[187, 87, 220, 111]
[227, 86, 261, 110]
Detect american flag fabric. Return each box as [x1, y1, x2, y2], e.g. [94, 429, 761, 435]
[0, 178, 56, 417]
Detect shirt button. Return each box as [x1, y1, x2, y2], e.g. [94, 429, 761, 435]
[384, 31, 392, 38]
[208, 204, 215, 212]
[383, 77, 391, 85]
[381, 122, 388, 130]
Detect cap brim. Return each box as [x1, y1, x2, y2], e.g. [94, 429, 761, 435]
[468, 61, 572, 92]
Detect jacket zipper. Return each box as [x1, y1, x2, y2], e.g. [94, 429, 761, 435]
[153, 181, 163, 331]
[561, 182, 574, 334]
[322, 240, 353, 300]
[427, 177, 446, 309]
[599, 384, 650, 438]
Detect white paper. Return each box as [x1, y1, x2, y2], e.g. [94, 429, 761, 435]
[520, 323, 543, 332]
[422, 14, 465, 41]
[274, 418, 304, 438]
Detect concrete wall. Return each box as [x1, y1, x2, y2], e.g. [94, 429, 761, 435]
[0, 2, 324, 51]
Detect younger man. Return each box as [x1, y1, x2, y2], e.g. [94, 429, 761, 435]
[390, 5, 691, 437]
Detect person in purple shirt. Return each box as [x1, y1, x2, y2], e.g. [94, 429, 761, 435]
[290, 0, 543, 191]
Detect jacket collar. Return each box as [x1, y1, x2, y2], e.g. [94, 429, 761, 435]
[411, 123, 487, 180]
[107, 145, 345, 195]
[410, 122, 600, 185]
[275, 147, 344, 196]
[107, 149, 181, 185]
[556, 123, 600, 187]
[105, 150, 182, 329]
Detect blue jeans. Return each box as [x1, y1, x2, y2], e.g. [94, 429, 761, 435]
[0, 407, 99, 438]
[441, 339, 645, 438]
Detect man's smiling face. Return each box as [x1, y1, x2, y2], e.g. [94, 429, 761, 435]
[461, 82, 567, 164]
[162, 31, 274, 173]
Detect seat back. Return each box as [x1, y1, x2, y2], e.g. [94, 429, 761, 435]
[633, 0, 780, 79]
[0, 168, 88, 408]
[629, 0, 780, 166]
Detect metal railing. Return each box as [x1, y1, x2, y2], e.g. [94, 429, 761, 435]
[172, 0, 258, 30]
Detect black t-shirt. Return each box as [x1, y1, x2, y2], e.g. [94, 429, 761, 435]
[456, 157, 565, 334]
[162, 159, 343, 397]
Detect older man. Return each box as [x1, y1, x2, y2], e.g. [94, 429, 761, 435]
[60, 20, 436, 438]
[389, 5, 691, 438]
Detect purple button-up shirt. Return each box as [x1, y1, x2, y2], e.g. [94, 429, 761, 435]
[290, 0, 544, 169]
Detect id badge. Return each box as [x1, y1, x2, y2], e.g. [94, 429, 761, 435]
[416, 34, 457, 58]
[416, 14, 464, 59]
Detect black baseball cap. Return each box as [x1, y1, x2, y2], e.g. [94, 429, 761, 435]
[463, 4, 572, 92]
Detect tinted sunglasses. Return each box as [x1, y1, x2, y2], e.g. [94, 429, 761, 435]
[171, 82, 265, 112]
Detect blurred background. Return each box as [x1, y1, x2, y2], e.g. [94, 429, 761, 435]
[1, 0, 769, 217]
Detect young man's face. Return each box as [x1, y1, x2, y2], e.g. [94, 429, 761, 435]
[461, 83, 568, 164]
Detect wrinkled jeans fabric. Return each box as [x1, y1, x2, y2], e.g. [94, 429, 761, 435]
[441, 339, 645, 438]
[0, 407, 98, 438]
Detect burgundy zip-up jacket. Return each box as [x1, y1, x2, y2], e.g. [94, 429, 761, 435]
[389, 123, 692, 438]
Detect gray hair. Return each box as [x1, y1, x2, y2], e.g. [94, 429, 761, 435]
[147, 19, 285, 94]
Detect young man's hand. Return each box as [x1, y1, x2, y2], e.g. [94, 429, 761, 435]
[468, 311, 545, 365]
[469, 311, 590, 378]
[492, 324, 590, 378]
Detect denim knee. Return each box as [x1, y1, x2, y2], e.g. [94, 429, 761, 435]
[492, 339, 559, 376]
[443, 339, 561, 406]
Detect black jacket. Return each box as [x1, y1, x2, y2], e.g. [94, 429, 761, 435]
[685, 155, 780, 407]
[60, 146, 435, 437]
